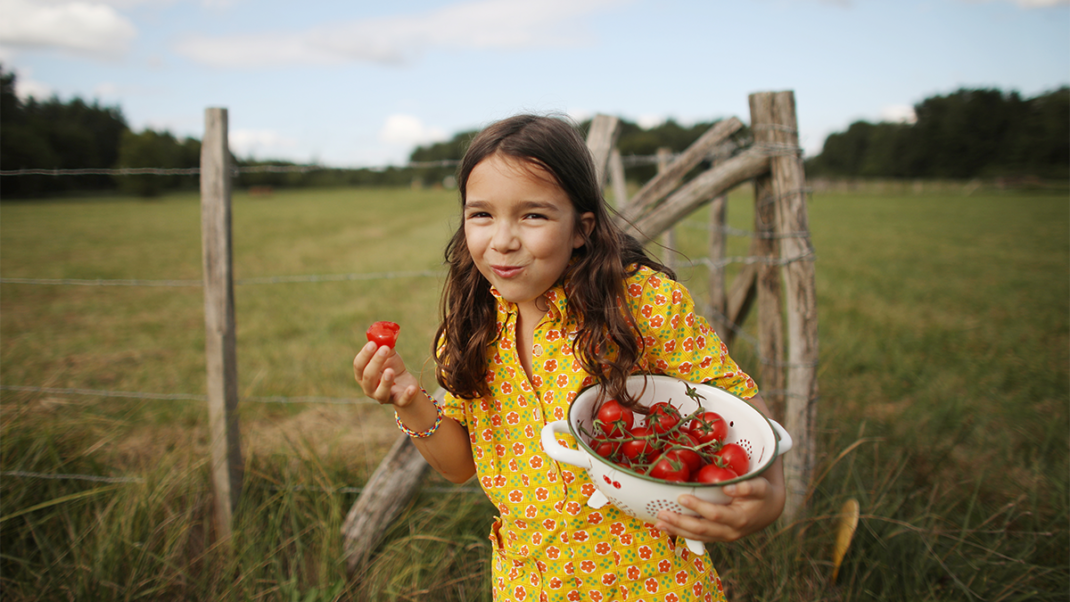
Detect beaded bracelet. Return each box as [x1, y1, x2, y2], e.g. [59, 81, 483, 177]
[394, 388, 442, 439]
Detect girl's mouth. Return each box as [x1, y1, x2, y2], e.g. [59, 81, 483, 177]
[492, 265, 524, 279]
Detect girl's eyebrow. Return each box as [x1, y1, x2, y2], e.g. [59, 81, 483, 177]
[464, 199, 564, 212]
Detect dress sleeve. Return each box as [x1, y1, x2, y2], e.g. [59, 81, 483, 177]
[625, 268, 758, 399]
[438, 389, 468, 429]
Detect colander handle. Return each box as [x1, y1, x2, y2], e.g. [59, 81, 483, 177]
[540, 421, 591, 469]
[769, 419, 794, 455]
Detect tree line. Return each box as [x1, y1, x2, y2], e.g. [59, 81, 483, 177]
[2, 60, 1067, 199]
[805, 87, 1069, 180]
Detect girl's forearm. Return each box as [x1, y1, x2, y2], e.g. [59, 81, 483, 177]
[394, 398, 476, 483]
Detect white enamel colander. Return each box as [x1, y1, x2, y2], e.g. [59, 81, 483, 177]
[540, 374, 792, 555]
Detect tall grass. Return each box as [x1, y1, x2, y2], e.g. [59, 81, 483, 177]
[2, 184, 1067, 600]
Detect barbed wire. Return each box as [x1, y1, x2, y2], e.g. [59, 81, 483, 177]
[694, 250, 816, 270]
[0, 269, 446, 288]
[0, 148, 762, 178]
[0, 470, 485, 495]
[0, 385, 374, 405]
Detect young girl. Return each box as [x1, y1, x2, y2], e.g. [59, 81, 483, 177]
[354, 114, 785, 602]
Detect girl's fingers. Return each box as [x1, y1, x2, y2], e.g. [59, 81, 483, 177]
[655, 478, 774, 542]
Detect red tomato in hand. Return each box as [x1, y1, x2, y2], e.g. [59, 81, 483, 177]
[715, 443, 749, 476]
[366, 321, 401, 348]
[688, 411, 728, 445]
[694, 463, 739, 484]
[596, 399, 634, 438]
[645, 402, 681, 434]
[647, 450, 691, 482]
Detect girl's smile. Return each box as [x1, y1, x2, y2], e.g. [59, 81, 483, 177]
[464, 153, 594, 320]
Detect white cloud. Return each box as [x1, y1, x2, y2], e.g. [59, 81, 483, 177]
[174, 0, 628, 68]
[0, 0, 137, 58]
[636, 114, 667, 129]
[379, 114, 448, 146]
[879, 104, 917, 124]
[15, 74, 52, 100]
[229, 129, 299, 159]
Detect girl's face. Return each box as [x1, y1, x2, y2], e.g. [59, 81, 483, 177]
[464, 153, 594, 318]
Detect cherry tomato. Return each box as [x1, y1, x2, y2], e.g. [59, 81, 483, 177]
[589, 435, 619, 460]
[621, 426, 658, 461]
[647, 450, 691, 482]
[596, 399, 634, 438]
[693, 463, 739, 484]
[688, 411, 728, 445]
[366, 321, 401, 348]
[668, 432, 704, 473]
[715, 443, 749, 476]
[645, 402, 680, 434]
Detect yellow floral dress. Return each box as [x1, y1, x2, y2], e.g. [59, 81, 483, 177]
[440, 266, 758, 602]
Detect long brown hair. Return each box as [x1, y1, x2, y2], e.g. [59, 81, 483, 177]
[434, 114, 673, 408]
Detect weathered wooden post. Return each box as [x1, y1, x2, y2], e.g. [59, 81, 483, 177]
[748, 91, 818, 524]
[342, 431, 431, 575]
[706, 193, 727, 339]
[609, 148, 628, 207]
[201, 107, 243, 539]
[586, 114, 621, 189]
[656, 148, 676, 270]
[752, 161, 786, 422]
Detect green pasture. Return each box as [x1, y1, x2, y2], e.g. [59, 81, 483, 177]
[1, 184, 1067, 601]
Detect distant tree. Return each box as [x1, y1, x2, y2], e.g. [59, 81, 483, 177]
[807, 86, 1070, 180]
[409, 130, 477, 186]
[1, 64, 129, 197]
[116, 129, 198, 196]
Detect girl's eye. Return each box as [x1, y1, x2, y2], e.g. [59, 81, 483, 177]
[466, 211, 490, 219]
[524, 213, 547, 220]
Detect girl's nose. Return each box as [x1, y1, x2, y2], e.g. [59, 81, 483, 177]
[490, 222, 520, 252]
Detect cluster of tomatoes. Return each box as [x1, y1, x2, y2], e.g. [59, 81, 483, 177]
[586, 394, 749, 484]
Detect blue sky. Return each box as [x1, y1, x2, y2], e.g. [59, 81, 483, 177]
[2, 0, 1068, 167]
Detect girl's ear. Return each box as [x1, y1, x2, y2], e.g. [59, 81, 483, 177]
[573, 211, 596, 249]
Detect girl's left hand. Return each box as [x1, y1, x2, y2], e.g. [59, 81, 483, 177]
[654, 475, 785, 543]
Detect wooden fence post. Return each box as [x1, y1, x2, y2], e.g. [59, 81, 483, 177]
[656, 148, 676, 270]
[707, 193, 727, 340]
[753, 167, 786, 422]
[201, 107, 243, 539]
[585, 114, 621, 189]
[342, 433, 431, 575]
[748, 92, 818, 524]
[609, 148, 628, 208]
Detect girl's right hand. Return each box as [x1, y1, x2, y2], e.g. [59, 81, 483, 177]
[353, 341, 422, 407]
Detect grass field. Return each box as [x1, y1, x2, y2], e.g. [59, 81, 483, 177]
[1, 183, 1067, 601]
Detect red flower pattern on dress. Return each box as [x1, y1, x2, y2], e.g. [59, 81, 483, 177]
[645, 578, 660, 593]
[658, 560, 672, 573]
[580, 560, 596, 573]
